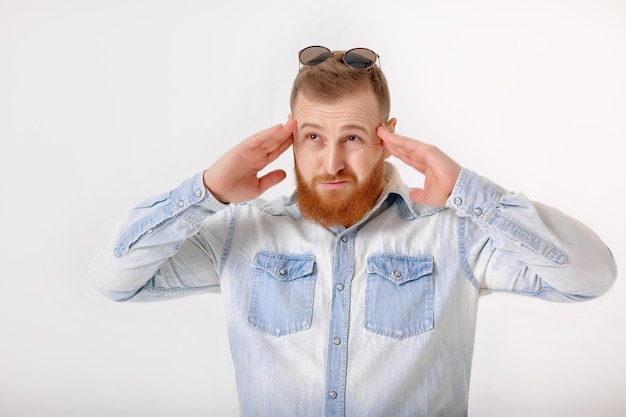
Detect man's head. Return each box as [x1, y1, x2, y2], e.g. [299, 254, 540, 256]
[290, 48, 391, 124]
[289, 48, 396, 228]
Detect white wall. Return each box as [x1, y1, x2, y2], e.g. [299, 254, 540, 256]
[1, 0, 624, 416]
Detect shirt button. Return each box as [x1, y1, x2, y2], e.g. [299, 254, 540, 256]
[195, 190, 203, 197]
[177, 200, 185, 207]
[333, 338, 341, 345]
[336, 283, 345, 291]
[454, 197, 462, 206]
[278, 268, 287, 275]
[329, 391, 337, 399]
[473, 207, 483, 216]
[393, 270, 402, 278]
[341, 236, 348, 243]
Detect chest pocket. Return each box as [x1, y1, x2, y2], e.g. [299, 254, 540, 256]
[365, 255, 434, 339]
[248, 251, 317, 337]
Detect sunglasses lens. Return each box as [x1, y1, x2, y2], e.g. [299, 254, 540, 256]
[299, 46, 332, 66]
[344, 48, 377, 69]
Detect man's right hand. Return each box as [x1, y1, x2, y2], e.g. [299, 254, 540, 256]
[203, 120, 296, 203]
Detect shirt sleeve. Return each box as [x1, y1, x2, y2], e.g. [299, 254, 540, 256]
[447, 168, 617, 301]
[87, 172, 231, 302]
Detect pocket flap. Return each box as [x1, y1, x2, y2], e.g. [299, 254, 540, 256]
[254, 251, 316, 281]
[367, 255, 433, 285]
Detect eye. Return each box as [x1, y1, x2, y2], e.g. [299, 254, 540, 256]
[344, 135, 365, 150]
[301, 133, 325, 149]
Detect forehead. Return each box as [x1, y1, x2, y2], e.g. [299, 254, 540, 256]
[292, 89, 381, 129]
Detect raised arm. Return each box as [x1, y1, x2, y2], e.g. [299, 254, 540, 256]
[378, 127, 616, 301]
[88, 121, 296, 301]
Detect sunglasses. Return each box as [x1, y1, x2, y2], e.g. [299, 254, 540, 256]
[298, 46, 379, 70]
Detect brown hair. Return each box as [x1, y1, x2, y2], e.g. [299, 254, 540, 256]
[289, 50, 391, 123]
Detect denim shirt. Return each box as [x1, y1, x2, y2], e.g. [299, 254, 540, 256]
[89, 163, 616, 417]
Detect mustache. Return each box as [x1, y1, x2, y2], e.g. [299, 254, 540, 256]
[312, 172, 357, 183]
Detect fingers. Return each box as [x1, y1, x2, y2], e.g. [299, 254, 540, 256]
[204, 120, 296, 203]
[377, 126, 461, 207]
[378, 127, 428, 172]
[240, 120, 295, 169]
[250, 123, 293, 196]
[265, 130, 294, 164]
[377, 127, 424, 155]
[377, 127, 457, 173]
[246, 120, 296, 151]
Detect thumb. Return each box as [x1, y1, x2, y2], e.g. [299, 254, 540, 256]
[258, 169, 287, 194]
[409, 188, 426, 204]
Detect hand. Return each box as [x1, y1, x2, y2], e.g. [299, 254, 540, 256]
[203, 120, 296, 203]
[378, 127, 461, 207]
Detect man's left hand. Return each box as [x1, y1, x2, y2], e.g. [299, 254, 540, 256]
[377, 127, 461, 207]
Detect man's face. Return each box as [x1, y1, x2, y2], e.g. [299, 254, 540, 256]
[292, 88, 396, 227]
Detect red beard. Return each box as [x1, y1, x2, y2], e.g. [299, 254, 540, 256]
[295, 158, 385, 228]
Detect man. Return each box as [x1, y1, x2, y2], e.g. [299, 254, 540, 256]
[88, 46, 616, 417]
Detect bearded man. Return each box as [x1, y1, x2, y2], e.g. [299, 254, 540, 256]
[88, 46, 616, 417]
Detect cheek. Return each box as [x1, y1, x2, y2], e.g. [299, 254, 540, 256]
[294, 149, 317, 179]
[349, 153, 384, 182]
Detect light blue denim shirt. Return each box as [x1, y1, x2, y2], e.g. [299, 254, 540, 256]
[89, 162, 616, 417]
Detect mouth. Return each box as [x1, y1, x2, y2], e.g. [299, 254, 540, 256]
[320, 180, 349, 190]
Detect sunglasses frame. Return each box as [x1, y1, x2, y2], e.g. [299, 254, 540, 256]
[298, 46, 380, 70]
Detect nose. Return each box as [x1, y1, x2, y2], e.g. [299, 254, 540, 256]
[323, 142, 346, 175]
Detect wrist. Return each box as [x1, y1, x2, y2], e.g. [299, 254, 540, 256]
[202, 169, 228, 204]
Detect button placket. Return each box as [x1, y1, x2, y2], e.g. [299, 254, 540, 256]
[325, 232, 355, 415]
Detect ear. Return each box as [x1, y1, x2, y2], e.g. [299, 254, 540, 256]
[382, 117, 397, 159]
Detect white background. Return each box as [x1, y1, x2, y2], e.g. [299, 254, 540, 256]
[1, 0, 625, 416]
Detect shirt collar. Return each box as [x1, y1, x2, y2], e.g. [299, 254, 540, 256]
[372, 162, 446, 221]
[253, 162, 446, 221]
